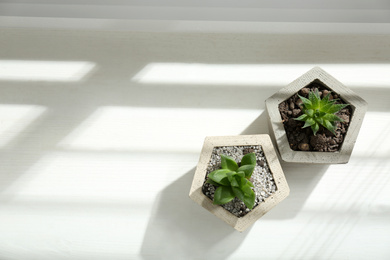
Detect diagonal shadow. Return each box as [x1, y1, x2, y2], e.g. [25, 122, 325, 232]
[241, 110, 329, 219]
[265, 162, 328, 219]
[140, 111, 329, 259]
[140, 168, 250, 260]
[0, 105, 97, 194]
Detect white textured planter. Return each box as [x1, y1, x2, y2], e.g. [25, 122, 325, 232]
[189, 134, 289, 232]
[265, 67, 368, 164]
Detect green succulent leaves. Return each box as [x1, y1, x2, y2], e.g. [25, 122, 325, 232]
[207, 153, 257, 209]
[220, 154, 238, 172]
[295, 89, 348, 135]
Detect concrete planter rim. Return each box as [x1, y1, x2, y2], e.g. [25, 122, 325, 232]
[265, 66, 368, 164]
[189, 134, 289, 232]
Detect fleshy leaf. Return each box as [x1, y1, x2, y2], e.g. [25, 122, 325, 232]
[239, 176, 255, 188]
[241, 153, 256, 166]
[238, 164, 255, 178]
[220, 154, 238, 171]
[321, 103, 333, 113]
[232, 187, 245, 202]
[324, 120, 336, 134]
[295, 114, 308, 121]
[206, 178, 220, 186]
[298, 94, 312, 109]
[318, 111, 326, 118]
[236, 171, 245, 178]
[241, 184, 256, 209]
[246, 179, 254, 188]
[322, 114, 344, 122]
[309, 89, 320, 108]
[316, 117, 324, 125]
[295, 89, 349, 136]
[230, 176, 239, 187]
[213, 186, 235, 205]
[311, 122, 320, 135]
[327, 104, 349, 114]
[208, 169, 231, 186]
[232, 184, 255, 210]
[226, 171, 236, 182]
[306, 109, 314, 117]
[235, 174, 246, 186]
[320, 92, 331, 107]
[302, 118, 315, 128]
[241, 183, 253, 196]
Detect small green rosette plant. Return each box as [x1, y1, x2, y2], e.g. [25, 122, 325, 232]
[295, 89, 349, 135]
[206, 153, 256, 209]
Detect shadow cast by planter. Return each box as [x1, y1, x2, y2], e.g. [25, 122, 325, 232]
[140, 168, 250, 260]
[240, 112, 329, 219]
[263, 163, 328, 219]
[240, 111, 269, 135]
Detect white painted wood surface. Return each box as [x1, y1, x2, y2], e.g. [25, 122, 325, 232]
[0, 28, 389, 259]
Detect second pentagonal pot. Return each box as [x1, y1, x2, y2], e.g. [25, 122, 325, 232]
[265, 67, 368, 164]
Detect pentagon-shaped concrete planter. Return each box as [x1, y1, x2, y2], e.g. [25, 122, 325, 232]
[265, 67, 368, 164]
[189, 135, 289, 232]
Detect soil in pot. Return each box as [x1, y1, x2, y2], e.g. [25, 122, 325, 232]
[278, 80, 353, 152]
[202, 145, 277, 218]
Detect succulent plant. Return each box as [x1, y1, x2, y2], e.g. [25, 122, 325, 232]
[295, 89, 349, 135]
[206, 153, 256, 209]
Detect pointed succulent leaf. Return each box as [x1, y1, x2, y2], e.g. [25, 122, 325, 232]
[238, 164, 255, 178]
[317, 111, 325, 117]
[298, 94, 312, 109]
[302, 118, 315, 128]
[226, 171, 238, 182]
[245, 178, 254, 187]
[309, 89, 320, 108]
[208, 169, 231, 186]
[308, 90, 315, 104]
[323, 120, 336, 134]
[241, 185, 256, 209]
[236, 175, 248, 189]
[206, 178, 220, 186]
[230, 176, 239, 187]
[213, 186, 235, 205]
[306, 109, 314, 117]
[233, 184, 255, 209]
[295, 89, 349, 136]
[320, 92, 331, 107]
[234, 174, 244, 186]
[311, 122, 320, 135]
[321, 102, 334, 113]
[220, 154, 238, 171]
[327, 103, 349, 114]
[295, 114, 308, 121]
[241, 183, 253, 196]
[322, 114, 344, 122]
[241, 153, 256, 167]
[236, 171, 245, 178]
[244, 193, 255, 209]
[232, 186, 245, 202]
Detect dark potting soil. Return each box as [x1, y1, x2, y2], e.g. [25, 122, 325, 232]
[278, 80, 353, 152]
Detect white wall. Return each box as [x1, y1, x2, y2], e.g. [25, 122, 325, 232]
[1, 0, 390, 33]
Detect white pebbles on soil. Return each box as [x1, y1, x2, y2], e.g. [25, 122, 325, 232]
[202, 145, 277, 217]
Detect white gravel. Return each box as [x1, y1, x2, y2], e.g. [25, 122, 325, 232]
[202, 145, 277, 217]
